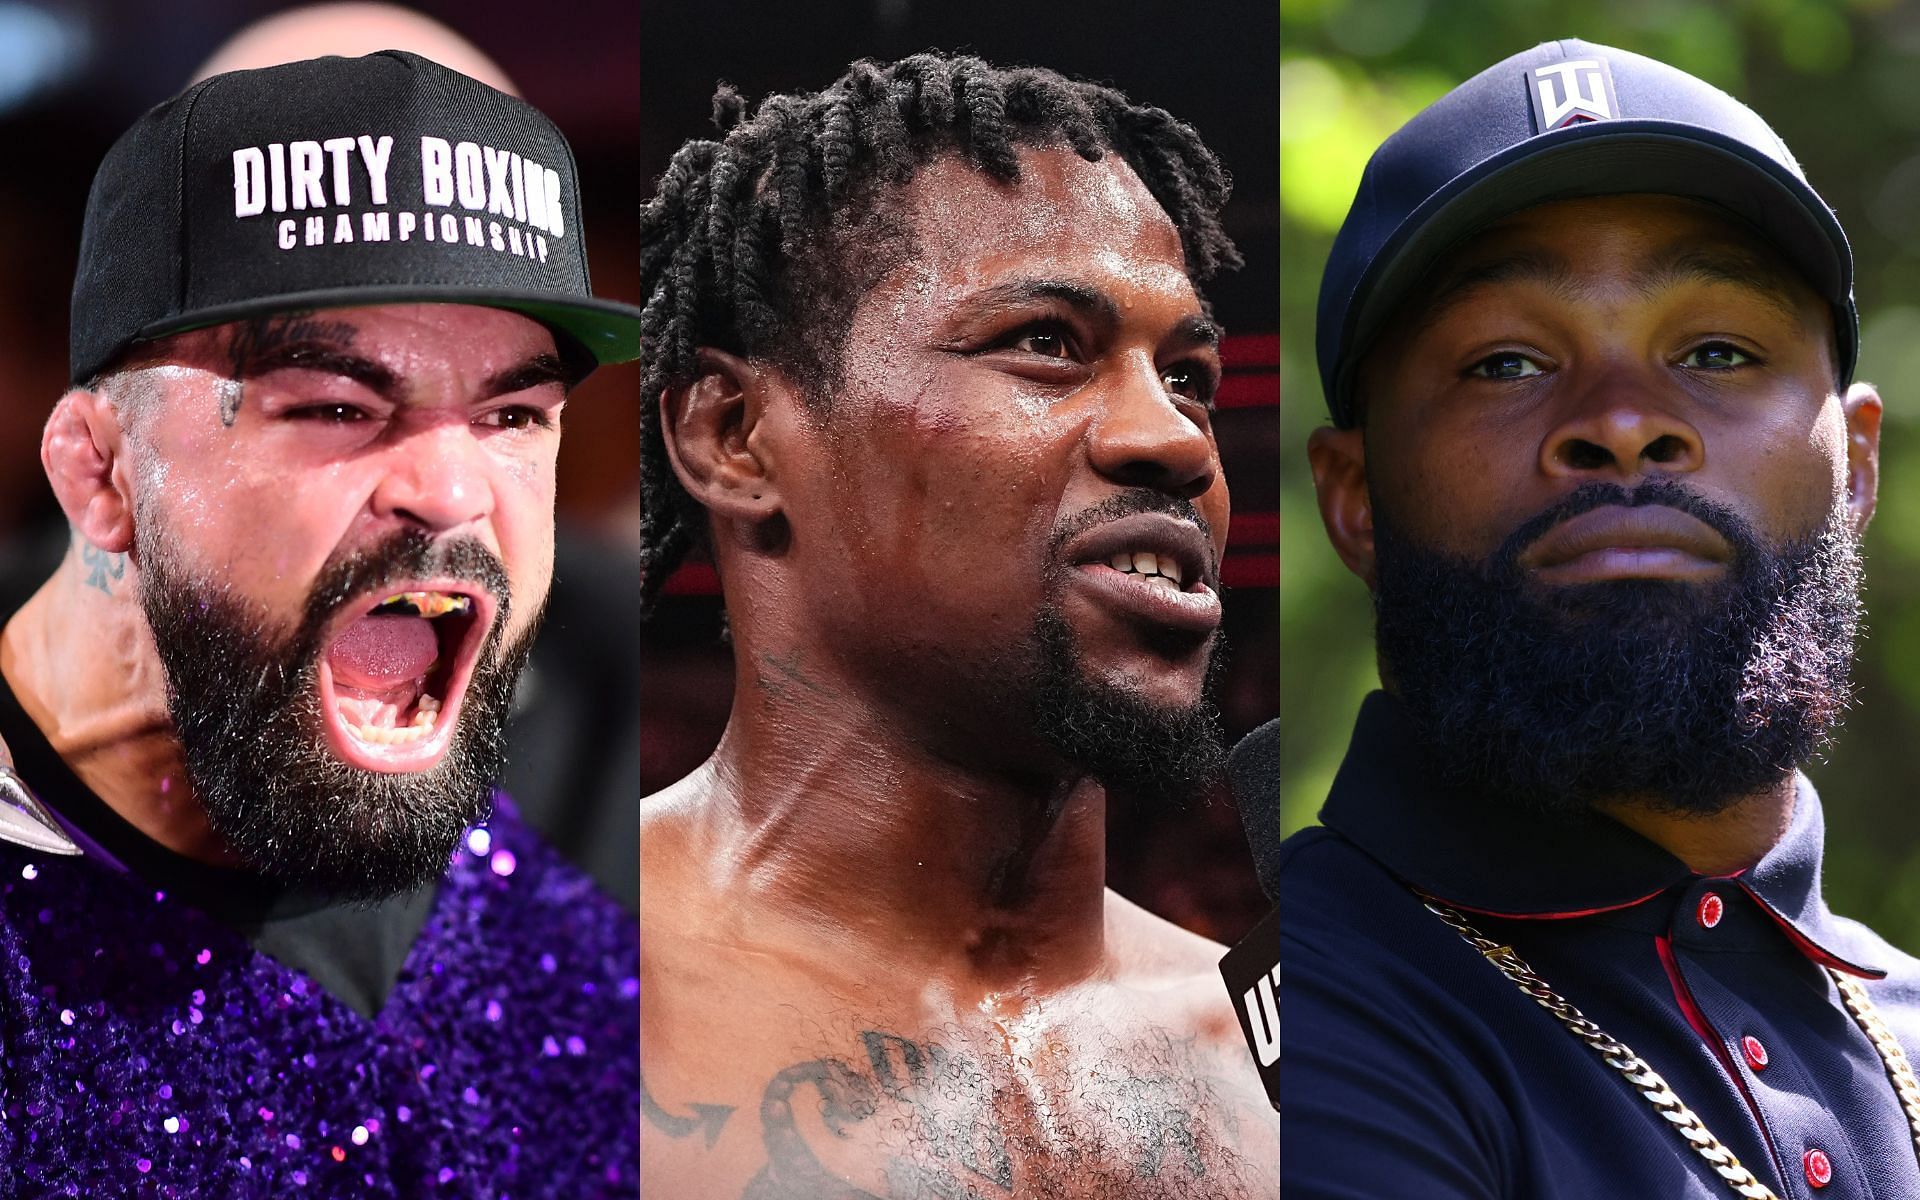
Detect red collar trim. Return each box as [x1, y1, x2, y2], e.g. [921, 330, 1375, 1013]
[1434, 879, 1883, 977]
[1736, 881, 1884, 979]
[1433, 884, 1671, 921]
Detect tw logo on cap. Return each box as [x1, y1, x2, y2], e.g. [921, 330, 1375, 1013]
[1528, 58, 1618, 132]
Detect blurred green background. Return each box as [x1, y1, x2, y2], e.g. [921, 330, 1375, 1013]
[1281, 0, 1920, 947]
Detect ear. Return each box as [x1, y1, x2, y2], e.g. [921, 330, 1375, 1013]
[659, 348, 789, 525]
[1307, 425, 1376, 588]
[42, 387, 135, 554]
[1842, 381, 1882, 535]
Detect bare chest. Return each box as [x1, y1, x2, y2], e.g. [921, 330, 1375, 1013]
[642, 984, 1275, 1199]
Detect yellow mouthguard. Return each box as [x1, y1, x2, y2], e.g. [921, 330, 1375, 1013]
[378, 591, 473, 618]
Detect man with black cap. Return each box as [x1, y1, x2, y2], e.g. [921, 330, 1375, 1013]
[0, 52, 640, 1195]
[1284, 39, 1917, 1198]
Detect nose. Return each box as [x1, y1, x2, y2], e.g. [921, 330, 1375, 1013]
[1087, 352, 1219, 499]
[1539, 367, 1705, 481]
[368, 420, 495, 533]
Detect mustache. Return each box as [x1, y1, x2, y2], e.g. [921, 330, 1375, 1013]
[1490, 479, 1762, 578]
[300, 529, 512, 634]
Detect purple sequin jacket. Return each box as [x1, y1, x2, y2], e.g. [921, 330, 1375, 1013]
[0, 799, 638, 1198]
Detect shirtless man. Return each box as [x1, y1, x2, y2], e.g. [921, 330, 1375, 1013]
[636, 52, 1277, 1198]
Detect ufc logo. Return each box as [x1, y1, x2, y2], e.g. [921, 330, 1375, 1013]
[1530, 59, 1617, 131]
[1242, 964, 1280, 1068]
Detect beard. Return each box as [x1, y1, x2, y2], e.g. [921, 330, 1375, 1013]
[136, 522, 538, 901]
[1371, 478, 1862, 816]
[1025, 491, 1229, 807]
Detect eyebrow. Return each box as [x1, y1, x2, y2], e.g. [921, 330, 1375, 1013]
[1171, 313, 1225, 352]
[955, 278, 1122, 326]
[483, 353, 570, 399]
[949, 278, 1223, 349]
[237, 346, 569, 402]
[1418, 242, 1809, 329]
[1421, 250, 1576, 323]
[1633, 246, 1806, 323]
[238, 343, 397, 394]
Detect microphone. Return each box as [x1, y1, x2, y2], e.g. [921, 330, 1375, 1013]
[1218, 718, 1280, 1110]
[1229, 717, 1282, 904]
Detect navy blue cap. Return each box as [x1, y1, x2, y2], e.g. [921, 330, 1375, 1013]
[1315, 39, 1856, 427]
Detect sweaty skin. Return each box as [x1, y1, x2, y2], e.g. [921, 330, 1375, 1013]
[640, 149, 1276, 1197]
[1308, 194, 1883, 874]
[0, 304, 567, 862]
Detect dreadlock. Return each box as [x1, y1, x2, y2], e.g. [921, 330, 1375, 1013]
[636, 51, 1241, 611]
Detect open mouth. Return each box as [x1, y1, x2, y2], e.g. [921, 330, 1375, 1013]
[1067, 513, 1223, 636]
[315, 583, 495, 773]
[1103, 550, 1189, 591]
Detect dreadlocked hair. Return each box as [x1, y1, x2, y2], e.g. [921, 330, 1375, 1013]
[636, 51, 1241, 612]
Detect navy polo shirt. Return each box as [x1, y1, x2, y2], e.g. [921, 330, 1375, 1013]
[1280, 691, 1920, 1199]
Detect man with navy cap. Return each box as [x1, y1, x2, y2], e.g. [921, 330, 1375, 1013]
[0, 53, 639, 1195]
[1284, 39, 1918, 1198]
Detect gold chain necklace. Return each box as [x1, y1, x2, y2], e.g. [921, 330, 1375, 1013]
[1419, 894, 1920, 1200]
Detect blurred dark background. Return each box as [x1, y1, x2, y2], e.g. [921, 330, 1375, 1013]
[640, 0, 1279, 945]
[1282, 0, 1920, 947]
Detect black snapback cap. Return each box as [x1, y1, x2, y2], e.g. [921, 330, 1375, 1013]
[70, 50, 641, 384]
[1315, 38, 1856, 427]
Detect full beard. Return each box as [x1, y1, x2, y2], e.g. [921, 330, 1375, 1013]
[136, 525, 538, 902]
[1371, 479, 1862, 816]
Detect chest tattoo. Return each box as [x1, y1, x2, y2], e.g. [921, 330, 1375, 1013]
[649, 1022, 1264, 1199]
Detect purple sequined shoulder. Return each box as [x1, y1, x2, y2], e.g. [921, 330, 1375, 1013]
[0, 797, 638, 1198]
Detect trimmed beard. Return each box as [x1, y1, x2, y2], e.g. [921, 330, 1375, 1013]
[1371, 478, 1861, 816]
[137, 523, 537, 901]
[1027, 492, 1228, 807]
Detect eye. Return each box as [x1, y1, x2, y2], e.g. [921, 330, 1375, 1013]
[1162, 361, 1218, 408]
[1002, 322, 1078, 359]
[1466, 352, 1544, 381]
[1016, 332, 1069, 358]
[479, 405, 556, 431]
[1681, 342, 1754, 370]
[288, 402, 371, 423]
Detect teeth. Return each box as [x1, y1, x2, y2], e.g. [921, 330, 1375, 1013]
[345, 718, 435, 746]
[1146, 574, 1180, 591]
[336, 693, 444, 747]
[1105, 549, 1185, 587]
[375, 591, 473, 619]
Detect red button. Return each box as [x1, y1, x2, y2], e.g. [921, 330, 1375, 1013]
[1805, 1148, 1832, 1188]
[1742, 1036, 1768, 1070]
[1698, 892, 1724, 928]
